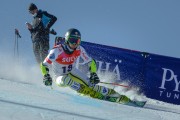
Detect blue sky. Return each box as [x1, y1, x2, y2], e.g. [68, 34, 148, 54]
[0, 0, 180, 59]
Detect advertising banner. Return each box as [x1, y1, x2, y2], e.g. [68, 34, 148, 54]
[144, 54, 180, 104]
[81, 41, 180, 104]
[81, 42, 145, 87]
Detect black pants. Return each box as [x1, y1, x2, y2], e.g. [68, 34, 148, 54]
[32, 38, 49, 65]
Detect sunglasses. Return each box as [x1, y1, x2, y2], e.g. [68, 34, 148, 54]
[68, 37, 81, 45]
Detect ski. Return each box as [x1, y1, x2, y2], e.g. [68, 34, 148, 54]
[77, 85, 146, 107]
[79, 92, 147, 107]
[105, 96, 146, 107]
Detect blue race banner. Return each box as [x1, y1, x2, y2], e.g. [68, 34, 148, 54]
[144, 54, 180, 104]
[81, 41, 180, 105]
[81, 41, 145, 87]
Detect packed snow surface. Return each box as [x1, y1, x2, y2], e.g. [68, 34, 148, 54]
[0, 77, 180, 120]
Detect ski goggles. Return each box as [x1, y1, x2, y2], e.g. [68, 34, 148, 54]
[68, 37, 81, 45]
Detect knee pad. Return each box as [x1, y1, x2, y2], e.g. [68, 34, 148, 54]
[56, 75, 73, 86]
[55, 76, 66, 87]
[56, 75, 82, 91]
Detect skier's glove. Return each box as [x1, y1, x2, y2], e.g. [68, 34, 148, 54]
[90, 72, 100, 85]
[43, 74, 52, 86]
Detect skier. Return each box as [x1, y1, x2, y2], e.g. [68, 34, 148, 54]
[26, 3, 57, 65]
[40, 28, 146, 107]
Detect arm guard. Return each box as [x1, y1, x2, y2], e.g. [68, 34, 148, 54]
[89, 59, 97, 73]
[40, 63, 49, 76]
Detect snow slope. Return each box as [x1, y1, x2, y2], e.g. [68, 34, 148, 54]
[0, 38, 180, 120]
[0, 77, 180, 120]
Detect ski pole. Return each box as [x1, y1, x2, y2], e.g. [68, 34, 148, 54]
[15, 28, 21, 38]
[14, 29, 21, 59]
[100, 81, 129, 88]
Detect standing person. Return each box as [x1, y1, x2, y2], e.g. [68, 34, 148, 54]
[26, 3, 57, 65]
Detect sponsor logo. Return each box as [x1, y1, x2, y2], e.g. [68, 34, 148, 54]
[49, 53, 55, 59]
[62, 56, 78, 63]
[102, 88, 108, 93]
[76, 58, 122, 80]
[159, 68, 180, 100]
[71, 82, 80, 90]
[96, 59, 122, 80]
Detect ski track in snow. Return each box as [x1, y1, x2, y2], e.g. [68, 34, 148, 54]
[0, 99, 104, 120]
[0, 78, 180, 120]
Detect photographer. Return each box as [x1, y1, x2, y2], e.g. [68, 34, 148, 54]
[26, 3, 57, 65]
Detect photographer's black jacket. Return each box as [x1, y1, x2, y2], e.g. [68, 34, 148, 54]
[29, 9, 57, 42]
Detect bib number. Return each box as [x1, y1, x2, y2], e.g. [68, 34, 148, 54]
[62, 65, 73, 73]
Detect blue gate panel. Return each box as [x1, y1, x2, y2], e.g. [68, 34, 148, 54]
[82, 42, 145, 87]
[144, 54, 180, 104]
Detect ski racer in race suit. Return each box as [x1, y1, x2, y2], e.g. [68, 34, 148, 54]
[40, 28, 127, 99]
